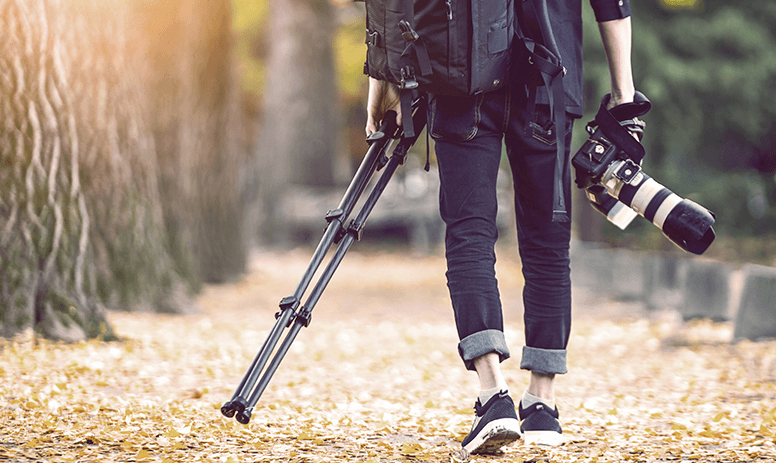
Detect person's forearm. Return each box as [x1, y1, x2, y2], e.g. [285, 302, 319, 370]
[598, 17, 635, 107]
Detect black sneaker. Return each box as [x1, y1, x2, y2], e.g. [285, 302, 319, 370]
[518, 401, 563, 446]
[461, 391, 521, 455]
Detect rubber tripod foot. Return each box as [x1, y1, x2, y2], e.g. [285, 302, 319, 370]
[236, 409, 252, 425]
[220, 402, 237, 418]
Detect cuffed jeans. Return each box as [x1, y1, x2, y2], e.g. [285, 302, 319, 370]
[429, 81, 573, 375]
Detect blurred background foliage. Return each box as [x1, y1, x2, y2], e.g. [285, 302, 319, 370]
[231, 0, 776, 261]
[582, 0, 776, 259]
[2, 0, 774, 339]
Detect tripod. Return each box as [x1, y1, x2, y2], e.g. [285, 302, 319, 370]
[221, 98, 428, 424]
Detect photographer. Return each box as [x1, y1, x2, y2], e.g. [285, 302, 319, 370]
[366, 0, 637, 453]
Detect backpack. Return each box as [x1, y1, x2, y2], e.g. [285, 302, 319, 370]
[361, 0, 570, 222]
[361, 0, 514, 137]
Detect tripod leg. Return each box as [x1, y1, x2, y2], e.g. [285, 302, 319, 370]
[220, 306, 296, 418]
[236, 315, 307, 424]
[284, 129, 395, 298]
[235, 150, 409, 424]
[221, 108, 413, 424]
[222, 118, 397, 422]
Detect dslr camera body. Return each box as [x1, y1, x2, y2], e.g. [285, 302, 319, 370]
[572, 92, 716, 255]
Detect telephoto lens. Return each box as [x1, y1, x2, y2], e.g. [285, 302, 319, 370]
[600, 159, 716, 255]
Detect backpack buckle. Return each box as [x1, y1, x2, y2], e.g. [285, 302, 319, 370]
[400, 66, 418, 89]
[398, 20, 419, 43]
[366, 29, 380, 47]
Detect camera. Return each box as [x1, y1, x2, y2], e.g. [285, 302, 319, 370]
[572, 92, 716, 255]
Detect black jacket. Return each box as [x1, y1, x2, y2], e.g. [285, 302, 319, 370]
[535, 0, 632, 117]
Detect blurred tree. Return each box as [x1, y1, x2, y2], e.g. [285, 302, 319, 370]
[138, 0, 248, 283]
[252, 0, 343, 240]
[0, 0, 247, 341]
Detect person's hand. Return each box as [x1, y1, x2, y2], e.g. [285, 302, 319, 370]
[365, 77, 402, 136]
[605, 91, 634, 110]
[605, 92, 642, 142]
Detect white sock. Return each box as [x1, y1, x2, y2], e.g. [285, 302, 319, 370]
[478, 386, 506, 405]
[521, 390, 555, 410]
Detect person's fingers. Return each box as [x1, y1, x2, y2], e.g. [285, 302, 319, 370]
[366, 117, 378, 136]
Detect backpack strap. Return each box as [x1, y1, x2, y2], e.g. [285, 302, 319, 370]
[517, 0, 570, 222]
[396, 0, 432, 139]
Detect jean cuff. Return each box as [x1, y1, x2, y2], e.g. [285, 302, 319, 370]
[458, 329, 511, 371]
[520, 346, 567, 375]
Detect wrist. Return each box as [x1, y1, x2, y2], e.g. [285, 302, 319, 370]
[608, 87, 635, 107]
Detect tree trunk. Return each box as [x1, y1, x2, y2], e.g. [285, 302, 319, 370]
[252, 0, 342, 240]
[138, 0, 248, 283]
[0, 0, 248, 340]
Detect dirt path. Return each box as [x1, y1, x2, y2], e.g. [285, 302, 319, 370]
[2, 247, 776, 462]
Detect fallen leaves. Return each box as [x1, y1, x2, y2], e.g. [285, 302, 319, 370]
[1, 249, 776, 462]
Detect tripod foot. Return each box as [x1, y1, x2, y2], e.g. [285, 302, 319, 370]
[220, 402, 237, 418]
[221, 397, 247, 418]
[236, 409, 252, 425]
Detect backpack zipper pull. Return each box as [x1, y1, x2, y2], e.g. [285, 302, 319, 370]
[446, 0, 453, 20]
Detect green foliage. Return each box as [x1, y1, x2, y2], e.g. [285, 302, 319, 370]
[582, 1, 776, 244]
[232, 0, 368, 107]
[335, 6, 370, 101]
[231, 0, 271, 105]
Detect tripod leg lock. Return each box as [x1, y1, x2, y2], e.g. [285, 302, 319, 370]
[297, 308, 313, 327]
[346, 219, 364, 241]
[275, 296, 300, 327]
[325, 208, 348, 244]
[325, 208, 344, 222]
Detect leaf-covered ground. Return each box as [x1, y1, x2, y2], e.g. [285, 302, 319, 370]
[2, 248, 776, 462]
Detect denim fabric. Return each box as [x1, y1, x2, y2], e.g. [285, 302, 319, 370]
[430, 81, 573, 375]
[458, 329, 511, 371]
[520, 346, 568, 375]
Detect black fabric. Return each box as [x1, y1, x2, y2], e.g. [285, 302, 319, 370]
[364, 0, 513, 96]
[462, 392, 520, 454]
[518, 402, 562, 433]
[534, 0, 632, 117]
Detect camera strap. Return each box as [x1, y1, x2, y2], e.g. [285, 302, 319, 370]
[592, 92, 651, 164]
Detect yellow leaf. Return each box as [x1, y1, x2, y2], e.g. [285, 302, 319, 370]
[297, 431, 314, 440]
[712, 412, 726, 422]
[136, 449, 150, 461]
[400, 442, 424, 454]
[24, 401, 40, 410]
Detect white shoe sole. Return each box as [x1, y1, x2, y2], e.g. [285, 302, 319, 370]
[522, 430, 564, 447]
[462, 418, 521, 455]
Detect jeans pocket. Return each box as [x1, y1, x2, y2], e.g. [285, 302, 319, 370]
[429, 93, 482, 142]
[528, 105, 572, 146]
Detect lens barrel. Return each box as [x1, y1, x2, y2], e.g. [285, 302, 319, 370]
[604, 161, 716, 255]
[585, 186, 638, 230]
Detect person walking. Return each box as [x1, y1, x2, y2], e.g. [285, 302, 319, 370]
[365, 0, 637, 454]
